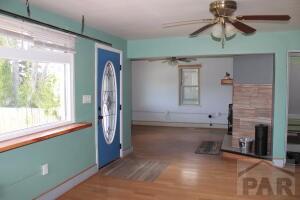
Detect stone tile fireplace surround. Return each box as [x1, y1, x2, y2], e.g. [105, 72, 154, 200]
[232, 83, 273, 154]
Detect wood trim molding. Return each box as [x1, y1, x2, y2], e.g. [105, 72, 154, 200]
[0, 122, 92, 153]
[221, 79, 233, 85]
[178, 64, 202, 68]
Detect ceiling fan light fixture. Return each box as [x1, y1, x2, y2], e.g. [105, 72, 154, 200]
[169, 60, 179, 66]
[211, 23, 223, 38]
[225, 23, 236, 38]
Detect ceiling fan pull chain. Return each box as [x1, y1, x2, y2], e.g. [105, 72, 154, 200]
[81, 15, 85, 34]
[221, 18, 225, 48]
[222, 37, 225, 48]
[26, 0, 31, 18]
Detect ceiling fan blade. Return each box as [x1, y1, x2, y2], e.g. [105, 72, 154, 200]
[189, 23, 217, 37]
[229, 20, 256, 34]
[163, 19, 214, 26]
[146, 58, 163, 62]
[163, 21, 213, 28]
[178, 58, 191, 62]
[236, 15, 291, 21]
[189, 58, 197, 61]
[179, 57, 197, 62]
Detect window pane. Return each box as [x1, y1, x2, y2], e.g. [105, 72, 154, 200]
[182, 86, 199, 105]
[102, 62, 117, 144]
[0, 58, 69, 134]
[182, 68, 198, 86]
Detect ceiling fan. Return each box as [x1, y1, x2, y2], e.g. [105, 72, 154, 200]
[148, 57, 197, 65]
[163, 0, 291, 47]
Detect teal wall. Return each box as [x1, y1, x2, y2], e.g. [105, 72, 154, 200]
[0, 0, 131, 199]
[127, 30, 300, 160]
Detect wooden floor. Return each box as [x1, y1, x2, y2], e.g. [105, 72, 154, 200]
[59, 125, 300, 200]
[100, 157, 169, 182]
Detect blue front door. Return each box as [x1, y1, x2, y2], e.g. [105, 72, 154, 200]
[97, 48, 120, 168]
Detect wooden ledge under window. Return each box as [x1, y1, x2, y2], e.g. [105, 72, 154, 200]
[0, 122, 92, 153]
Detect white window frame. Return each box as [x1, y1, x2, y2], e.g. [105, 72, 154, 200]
[178, 65, 201, 106]
[0, 46, 75, 142]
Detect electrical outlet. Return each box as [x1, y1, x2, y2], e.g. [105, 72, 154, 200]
[41, 164, 48, 176]
[82, 95, 92, 104]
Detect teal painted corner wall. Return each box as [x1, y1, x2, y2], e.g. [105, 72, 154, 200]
[0, 0, 131, 199]
[127, 30, 300, 160]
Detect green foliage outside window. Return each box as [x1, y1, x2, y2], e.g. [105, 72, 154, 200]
[32, 74, 59, 117]
[0, 35, 60, 118]
[0, 59, 13, 106]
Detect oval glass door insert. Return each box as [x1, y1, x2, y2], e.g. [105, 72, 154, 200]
[101, 61, 117, 144]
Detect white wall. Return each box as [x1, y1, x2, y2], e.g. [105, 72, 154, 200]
[132, 57, 233, 126]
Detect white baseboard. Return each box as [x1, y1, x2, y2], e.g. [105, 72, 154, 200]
[121, 146, 133, 157]
[132, 120, 227, 129]
[36, 164, 98, 200]
[272, 159, 286, 168]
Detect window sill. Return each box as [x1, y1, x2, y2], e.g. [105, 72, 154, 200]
[0, 122, 92, 153]
[179, 104, 202, 107]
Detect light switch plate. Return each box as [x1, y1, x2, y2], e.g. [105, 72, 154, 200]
[82, 95, 92, 104]
[41, 164, 48, 176]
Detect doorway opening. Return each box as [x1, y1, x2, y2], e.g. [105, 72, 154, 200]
[287, 51, 300, 165]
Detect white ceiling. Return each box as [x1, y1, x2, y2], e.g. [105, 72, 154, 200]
[27, 0, 300, 39]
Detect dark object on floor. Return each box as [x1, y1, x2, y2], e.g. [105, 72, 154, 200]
[255, 124, 268, 156]
[100, 158, 168, 182]
[286, 151, 300, 165]
[195, 141, 222, 155]
[227, 104, 233, 135]
[287, 135, 300, 144]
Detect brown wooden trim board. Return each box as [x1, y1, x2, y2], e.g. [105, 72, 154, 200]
[0, 122, 92, 153]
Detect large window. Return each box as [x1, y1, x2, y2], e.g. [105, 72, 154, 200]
[0, 16, 75, 141]
[179, 65, 201, 105]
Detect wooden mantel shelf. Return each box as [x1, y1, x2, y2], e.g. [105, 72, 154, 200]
[0, 122, 92, 153]
[221, 79, 233, 85]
